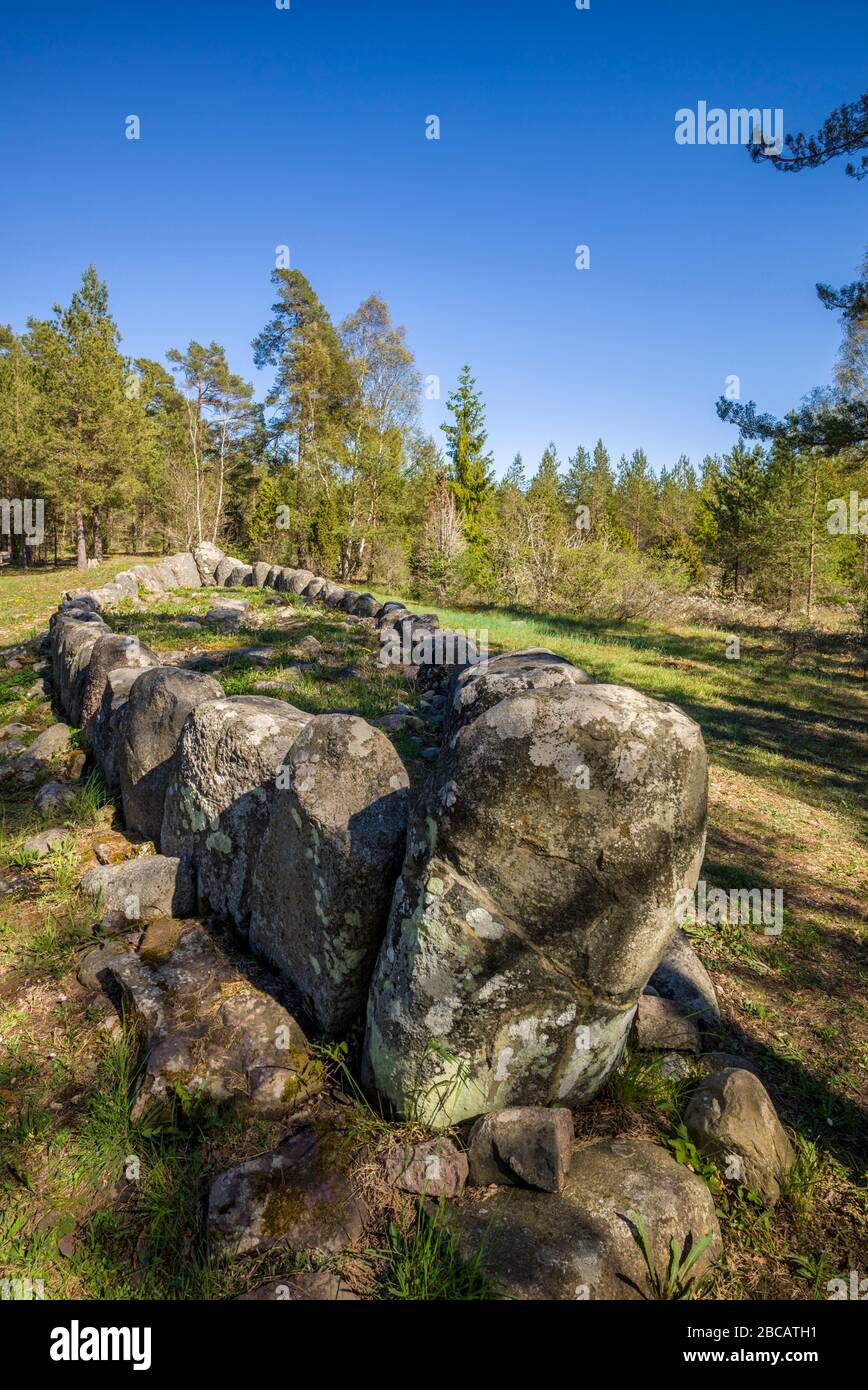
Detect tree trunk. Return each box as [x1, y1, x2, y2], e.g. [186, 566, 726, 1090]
[75, 509, 88, 570]
[92, 508, 103, 564]
[806, 464, 819, 620]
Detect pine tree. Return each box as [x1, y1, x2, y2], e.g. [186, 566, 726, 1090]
[252, 269, 355, 565]
[440, 364, 494, 544]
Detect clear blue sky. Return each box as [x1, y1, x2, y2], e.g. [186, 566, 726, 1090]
[1, 0, 865, 478]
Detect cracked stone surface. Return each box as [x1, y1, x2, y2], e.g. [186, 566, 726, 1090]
[106, 921, 323, 1122]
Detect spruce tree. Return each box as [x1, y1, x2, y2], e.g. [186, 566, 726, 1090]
[440, 364, 494, 544]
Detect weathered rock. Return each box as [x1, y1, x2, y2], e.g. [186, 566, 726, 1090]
[193, 541, 224, 585]
[91, 667, 139, 793]
[249, 714, 410, 1036]
[116, 667, 222, 843]
[384, 1137, 468, 1199]
[22, 827, 71, 858]
[79, 855, 196, 924]
[161, 696, 311, 930]
[204, 600, 249, 632]
[648, 928, 720, 1029]
[321, 583, 347, 608]
[163, 552, 202, 589]
[303, 577, 327, 599]
[468, 1106, 573, 1192]
[77, 935, 140, 990]
[238, 1272, 359, 1301]
[633, 994, 701, 1053]
[448, 1138, 721, 1300]
[351, 593, 382, 619]
[16, 723, 74, 776]
[659, 1052, 694, 1082]
[228, 564, 254, 587]
[106, 922, 322, 1122]
[698, 1051, 760, 1079]
[34, 781, 76, 815]
[287, 569, 315, 595]
[364, 681, 707, 1126]
[293, 634, 322, 659]
[78, 633, 159, 745]
[684, 1067, 795, 1205]
[252, 561, 273, 588]
[50, 608, 110, 723]
[208, 1121, 366, 1257]
[214, 556, 244, 586]
[445, 648, 592, 737]
[129, 564, 165, 595]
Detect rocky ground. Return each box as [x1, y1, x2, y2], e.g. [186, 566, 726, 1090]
[0, 557, 865, 1301]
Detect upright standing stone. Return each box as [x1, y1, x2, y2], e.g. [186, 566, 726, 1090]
[249, 714, 410, 1036]
[363, 680, 707, 1126]
[116, 668, 222, 843]
[161, 696, 311, 930]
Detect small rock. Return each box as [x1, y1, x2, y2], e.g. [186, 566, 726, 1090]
[22, 827, 70, 859]
[698, 1051, 760, 1078]
[634, 994, 700, 1053]
[293, 635, 323, 659]
[208, 1121, 366, 1257]
[649, 928, 720, 1029]
[77, 936, 140, 990]
[78, 855, 196, 924]
[659, 1052, 694, 1082]
[384, 1138, 468, 1199]
[684, 1067, 795, 1206]
[34, 781, 76, 815]
[468, 1107, 573, 1192]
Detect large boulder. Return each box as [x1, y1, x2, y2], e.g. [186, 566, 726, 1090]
[321, 583, 347, 608]
[106, 921, 322, 1121]
[92, 667, 139, 792]
[447, 1138, 721, 1300]
[50, 606, 110, 723]
[116, 668, 223, 843]
[684, 1067, 795, 1206]
[249, 714, 410, 1036]
[303, 577, 327, 600]
[163, 552, 202, 589]
[193, 542, 225, 585]
[214, 556, 244, 586]
[363, 680, 707, 1126]
[445, 648, 592, 736]
[351, 593, 382, 620]
[251, 561, 273, 588]
[161, 696, 311, 931]
[79, 633, 159, 746]
[286, 569, 315, 595]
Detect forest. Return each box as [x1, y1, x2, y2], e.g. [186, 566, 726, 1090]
[2, 259, 866, 630]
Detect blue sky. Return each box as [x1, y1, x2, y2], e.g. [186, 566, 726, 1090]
[1, 0, 865, 478]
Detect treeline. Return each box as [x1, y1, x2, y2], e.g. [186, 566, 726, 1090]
[1, 264, 865, 623]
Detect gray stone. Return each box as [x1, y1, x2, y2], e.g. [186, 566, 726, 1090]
[77, 935, 140, 990]
[208, 1121, 367, 1257]
[250, 714, 410, 1036]
[448, 1138, 720, 1300]
[204, 600, 249, 632]
[50, 608, 111, 723]
[163, 552, 202, 588]
[106, 921, 322, 1121]
[214, 556, 244, 586]
[252, 561, 273, 588]
[351, 593, 382, 619]
[286, 569, 315, 595]
[79, 633, 159, 745]
[116, 667, 222, 843]
[293, 634, 322, 659]
[91, 667, 139, 793]
[684, 1067, 795, 1206]
[363, 681, 707, 1126]
[161, 696, 311, 930]
[34, 781, 76, 815]
[17, 723, 74, 772]
[468, 1106, 573, 1192]
[193, 542, 224, 584]
[649, 927, 720, 1029]
[446, 648, 593, 737]
[303, 577, 327, 599]
[79, 855, 196, 924]
[633, 994, 701, 1053]
[22, 827, 71, 858]
[384, 1137, 468, 1199]
[698, 1051, 760, 1079]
